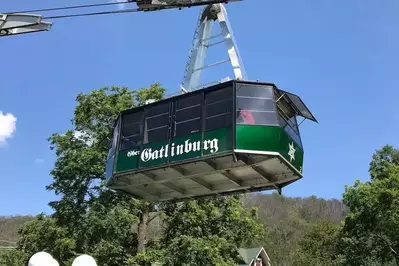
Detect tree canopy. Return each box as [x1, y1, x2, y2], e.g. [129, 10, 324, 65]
[337, 146, 399, 265]
[1, 84, 264, 266]
[292, 145, 399, 266]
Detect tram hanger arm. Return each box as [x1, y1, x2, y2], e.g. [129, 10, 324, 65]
[131, 0, 243, 11]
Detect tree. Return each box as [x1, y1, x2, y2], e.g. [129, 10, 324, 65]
[159, 196, 265, 265]
[292, 220, 341, 266]
[336, 146, 399, 265]
[0, 249, 28, 265]
[17, 214, 75, 263]
[16, 84, 166, 265]
[369, 145, 399, 181]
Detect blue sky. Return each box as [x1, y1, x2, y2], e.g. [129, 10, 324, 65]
[0, 0, 398, 216]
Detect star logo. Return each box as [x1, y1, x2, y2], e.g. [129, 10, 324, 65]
[288, 142, 296, 162]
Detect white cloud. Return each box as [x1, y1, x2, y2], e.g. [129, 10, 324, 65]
[0, 111, 17, 147]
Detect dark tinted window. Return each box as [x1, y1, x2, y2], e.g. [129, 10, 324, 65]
[175, 105, 202, 122]
[205, 113, 231, 131]
[175, 119, 201, 137]
[144, 102, 171, 143]
[120, 135, 142, 150]
[122, 112, 143, 126]
[236, 84, 274, 98]
[278, 113, 299, 134]
[122, 122, 141, 137]
[147, 114, 169, 129]
[147, 102, 169, 117]
[205, 86, 233, 131]
[147, 127, 169, 143]
[277, 113, 302, 147]
[206, 87, 232, 104]
[176, 93, 201, 110]
[278, 90, 317, 122]
[120, 112, 142, 151]
[276, 99, 296, 119]
[174, 92, 202, 137]
[108, 118, 120, 158]
[206, 101, 232, 118]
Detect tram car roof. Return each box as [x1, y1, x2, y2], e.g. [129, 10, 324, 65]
[119, 79, 317, 123]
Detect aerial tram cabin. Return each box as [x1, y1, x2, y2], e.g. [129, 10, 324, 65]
[105, 80, 317, 201]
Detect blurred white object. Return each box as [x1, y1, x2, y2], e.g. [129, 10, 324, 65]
[28, 252, 54, 266]
[72, 254, 98, 266]
[50, 258, 60, 266]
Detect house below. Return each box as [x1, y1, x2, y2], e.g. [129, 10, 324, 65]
[150, 246, 272, 266]
[237, 247, 272, 266]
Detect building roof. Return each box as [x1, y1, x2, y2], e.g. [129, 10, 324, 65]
[238, 247, 264, 266]
[151, 246, 269, 266]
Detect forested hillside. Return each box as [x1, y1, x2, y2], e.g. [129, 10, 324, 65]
[0, 216, 34, 247]
[243, 193, 348, 265]
[0, 193, 347, 265]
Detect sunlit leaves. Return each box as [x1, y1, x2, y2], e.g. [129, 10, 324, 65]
[337, 146, 399, 265]
[160, 196, 264, 265]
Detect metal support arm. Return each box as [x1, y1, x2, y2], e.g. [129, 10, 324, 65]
[0, 13, 52, 37]
[181, 3, 247, 92]
[135, 0, 241, 11]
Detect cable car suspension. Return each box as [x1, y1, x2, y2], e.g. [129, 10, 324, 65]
[0, 0, 241, 37]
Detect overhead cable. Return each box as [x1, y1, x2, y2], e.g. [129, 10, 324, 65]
[3, 0, 241, 21]
[44, 8, 140, 20]
[4, 1, 132, 14]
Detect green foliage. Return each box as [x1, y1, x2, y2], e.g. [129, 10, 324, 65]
[369, 145, 399, 181]
[160, 196, 264, 265]
[242, 192, 347, 265]
[2, 194, 348, 266]
[73, 86, 135, 137]
[77, 198, 140, 266]
[15, 84, 166, 265]
[336, 146, 399, 265]
[0, 249, 28, 265]
[134, 83, 166, 106]
[287, 145, 399, 266]
[46, 86, 139, 229]
[292, 221, 341, 266]
[162, 236, 238, 266]
[17, 213, 75, 263]
[0, 216, 34, 246]
[126, 246, 165, 266]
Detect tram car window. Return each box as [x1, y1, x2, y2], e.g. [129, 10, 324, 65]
[144, 102, 171, 144]
[275, 92, 302, 147]
[120, 111, 143, 150]
[236, 84, 279, 126]
[174, 92, 202, 137]
[205, 85, 233, 131]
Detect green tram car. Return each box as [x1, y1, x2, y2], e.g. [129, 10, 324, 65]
[105, 80, 317, 201]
